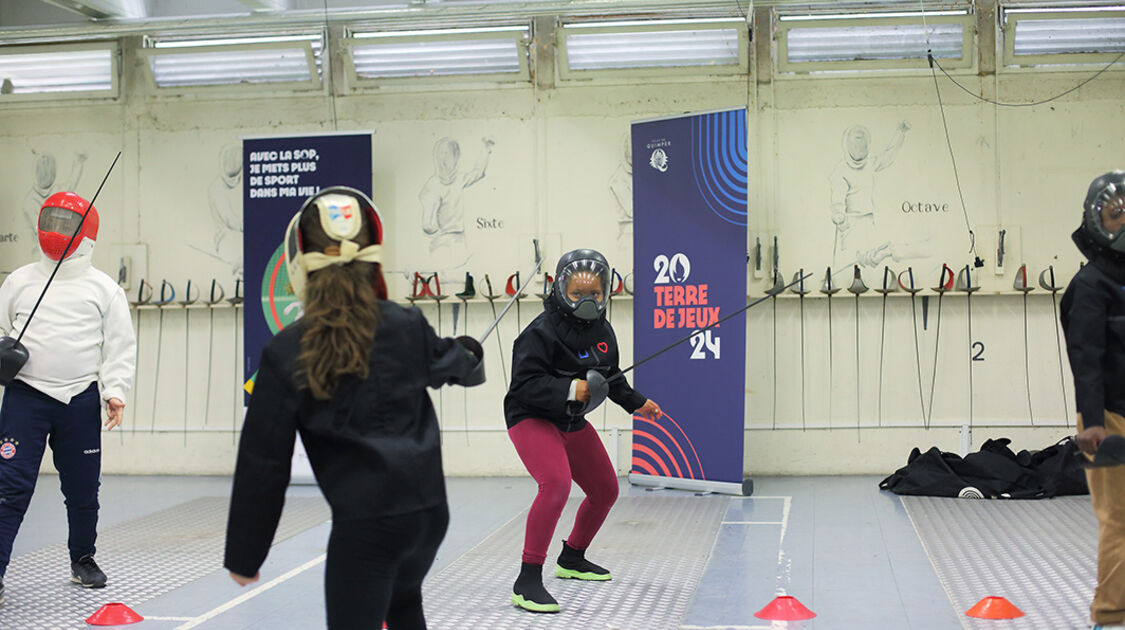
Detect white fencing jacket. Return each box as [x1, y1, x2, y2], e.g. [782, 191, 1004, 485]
[0, 253, 135, 405]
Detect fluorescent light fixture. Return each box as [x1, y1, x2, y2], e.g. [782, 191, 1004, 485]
[145, 32, 322, 88]
[152, 34, 321, 49]
[1012, 16, 1125, 55]
[564, 17, 746, 29]
[149, 49, 313, 87]
[565, 28, 742, 70]
[1005, 5, 1125, 14]
[350, 36, 524, 79]
[786, 23, 963, 62]
[352, 25, 528, 38]
[0, 48, 113, 94]
[779, 9, 967, 21]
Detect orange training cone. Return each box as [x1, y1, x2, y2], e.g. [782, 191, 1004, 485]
[966, 596, 1025, 619]
[754, 595, 817, 621]
[86, 602, 144, 625]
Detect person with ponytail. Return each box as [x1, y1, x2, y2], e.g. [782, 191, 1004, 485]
[224, 187, 484, 630]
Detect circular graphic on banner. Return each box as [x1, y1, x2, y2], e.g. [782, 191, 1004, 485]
[260, 242, 302, 334]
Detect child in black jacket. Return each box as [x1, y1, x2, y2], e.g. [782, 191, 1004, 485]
[504, 248, 661, 613]
[224, 187, 483, 630]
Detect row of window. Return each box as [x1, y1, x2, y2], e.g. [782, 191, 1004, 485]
[0, 4, 1121, 99]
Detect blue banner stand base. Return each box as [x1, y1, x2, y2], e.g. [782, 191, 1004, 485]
[628, 473, 753, 496]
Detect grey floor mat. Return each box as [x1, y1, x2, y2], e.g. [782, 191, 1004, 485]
[423, 494, 729, 630]
[2, 496, 329, 630]
[903, 495, 1096, 629]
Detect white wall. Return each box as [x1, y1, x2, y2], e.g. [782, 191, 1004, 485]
[0, 34, 1122, 477]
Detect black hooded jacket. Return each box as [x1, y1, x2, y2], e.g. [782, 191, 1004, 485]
[225, 301, 481, 578]
[504, 295, 647, 431]
[1060, 227, 1125, 428]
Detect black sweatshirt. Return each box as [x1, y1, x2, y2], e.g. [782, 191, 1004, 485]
[224, 301, 481, 578]
[1061, 241, 1125, 429]
[504, 298, 647, 432]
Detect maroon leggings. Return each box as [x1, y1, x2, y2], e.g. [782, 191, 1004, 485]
[508, 418, 619, 565]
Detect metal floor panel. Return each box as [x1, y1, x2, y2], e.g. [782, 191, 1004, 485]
[903, 495, 1096, 630]
[422, 494, 729, 630]
[2, 496, 329, 630]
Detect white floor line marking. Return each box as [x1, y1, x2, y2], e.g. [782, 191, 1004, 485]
[143, 616, 195, 621]
[722, 520, 784, 525]
[680, 625, 772, 629]
[778, 496, 792, 558]
[775, 495, 792, 594]
[174, 554, 326, 630]
[733, 495, 789, 500]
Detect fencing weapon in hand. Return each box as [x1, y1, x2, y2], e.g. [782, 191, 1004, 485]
[584, 272, 815, 416]
[0, 152, 120, 386]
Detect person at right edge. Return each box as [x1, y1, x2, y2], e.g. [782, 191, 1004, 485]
[504, 248, 663, 613]
[223, 187, 484, 630]
[1062, 170, 1125, 630]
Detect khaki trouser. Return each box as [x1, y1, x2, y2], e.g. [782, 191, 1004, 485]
[1079, 410, 1125, 625]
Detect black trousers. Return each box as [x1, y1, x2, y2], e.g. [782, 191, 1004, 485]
[0, 381, 101, 575]
[325, 502, 449, 630]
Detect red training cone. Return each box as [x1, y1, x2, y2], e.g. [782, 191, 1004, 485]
[86, 603, 144, 625]
[754, 595, 817, 621]
[966, 596, 1025, 619]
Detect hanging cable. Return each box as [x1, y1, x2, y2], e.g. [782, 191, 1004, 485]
[929, 51, 1125, 108]
[928, 52, 980, 262]
[916, 1, 979, 263]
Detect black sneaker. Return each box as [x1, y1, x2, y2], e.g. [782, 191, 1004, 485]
[555, 540, 611, 581]
[511, 562, 559, 613]
[71, 555, 107, 588]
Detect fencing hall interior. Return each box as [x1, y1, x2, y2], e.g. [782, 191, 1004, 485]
[0, 0, 1122, 628]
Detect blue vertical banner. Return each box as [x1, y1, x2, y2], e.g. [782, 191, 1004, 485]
[630, 109, 749, 495]
[242, 133, 373, 391]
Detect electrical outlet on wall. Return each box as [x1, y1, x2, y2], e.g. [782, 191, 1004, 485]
[109, 243, 147, 290]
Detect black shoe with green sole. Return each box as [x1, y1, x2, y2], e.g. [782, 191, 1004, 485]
[555, 540, 611, 581]
[511, 562, 560, 613]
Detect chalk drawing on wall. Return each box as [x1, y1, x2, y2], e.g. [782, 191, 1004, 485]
[24, 150, 86, 256]
[418, 136, 495, 271]
[188, 144, 243, 278]
[609, 132, 633, 260]
[829, 122, 929, 269]
[207, 143, 244, 279]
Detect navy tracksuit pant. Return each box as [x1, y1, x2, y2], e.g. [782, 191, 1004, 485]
[0, 380, 102, 576]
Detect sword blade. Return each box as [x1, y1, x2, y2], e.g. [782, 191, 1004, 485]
[478, 257, 543, 344]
